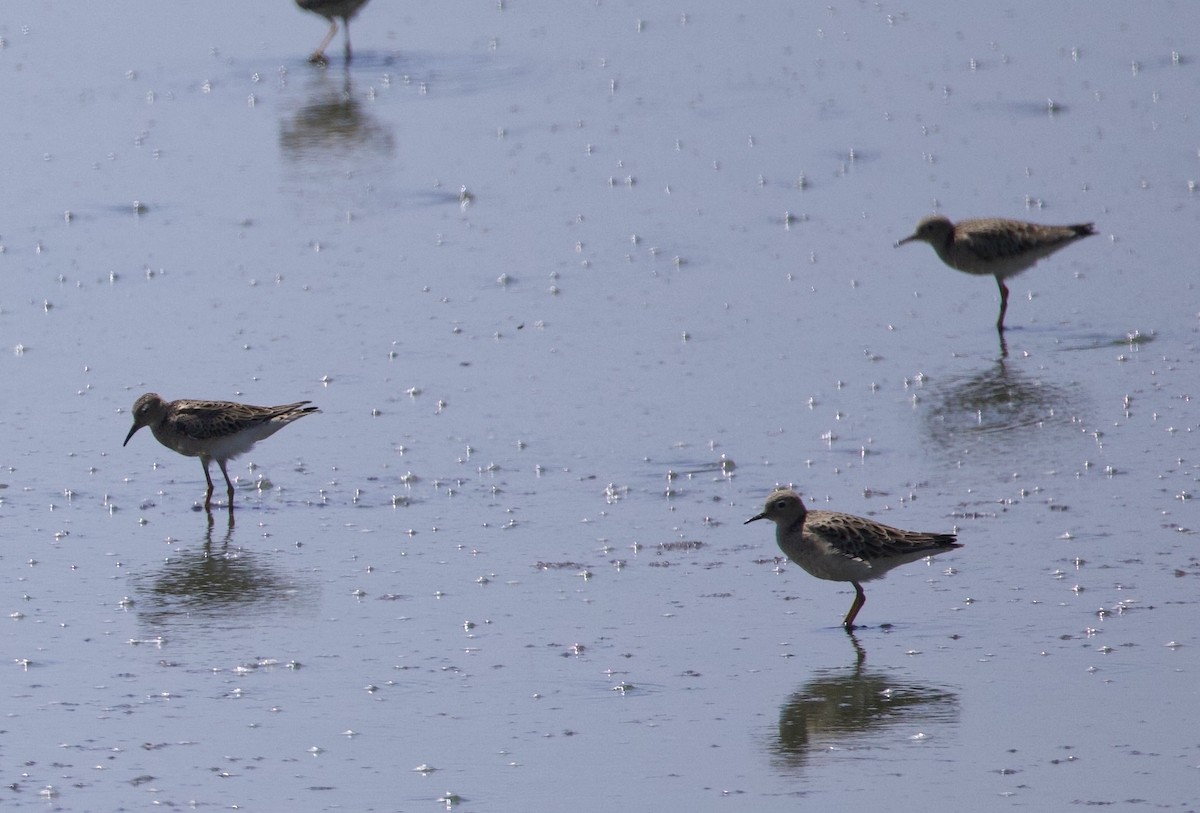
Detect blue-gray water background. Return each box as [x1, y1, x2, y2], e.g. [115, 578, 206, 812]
[1, 1, 1197, 810]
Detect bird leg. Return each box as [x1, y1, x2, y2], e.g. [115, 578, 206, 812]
[995, 276, 1009, 330]
[309, 21, 339, 64]
[344, 21, 354, 61]
[201, 457, 216, 509]
[217, 459, 237, 508]
[843, 582, 867, 630]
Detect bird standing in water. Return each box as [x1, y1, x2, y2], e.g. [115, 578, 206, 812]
[746, 489, 961, 630]
[124, 393, 319, 509]
[897, 214, 1096, 330]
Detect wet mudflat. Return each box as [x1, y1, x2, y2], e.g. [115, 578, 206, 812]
[0, 1, 1197, 810]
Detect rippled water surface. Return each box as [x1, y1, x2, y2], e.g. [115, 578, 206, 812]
[1, 1, 1197, 810]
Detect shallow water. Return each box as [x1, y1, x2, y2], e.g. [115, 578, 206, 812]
[1, 1, 1198, 809]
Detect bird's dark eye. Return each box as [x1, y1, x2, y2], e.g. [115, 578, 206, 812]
[773, 499, 788, 510]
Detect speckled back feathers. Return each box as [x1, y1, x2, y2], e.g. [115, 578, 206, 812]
[899, 214, 1096, 279]
[746, 489, 960, 584]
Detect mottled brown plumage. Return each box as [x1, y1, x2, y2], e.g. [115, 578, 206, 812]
[124, 393, 319, 508]
[746, 489, 960, 629]
[897, 214, 1096, 329]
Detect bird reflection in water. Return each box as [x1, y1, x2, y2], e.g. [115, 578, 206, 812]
[918, 353, 1085, 463]
[132, 513, 306, 630]
[769, 634, 959, 771]
[279, 69, 395, 163]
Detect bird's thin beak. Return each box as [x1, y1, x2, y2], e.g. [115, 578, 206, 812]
[123, 424, 141, 447]
[895, 234, 916, 247]
[744, 512, 766, 525]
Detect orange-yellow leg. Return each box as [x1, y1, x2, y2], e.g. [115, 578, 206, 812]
[843, 582, 867, 629]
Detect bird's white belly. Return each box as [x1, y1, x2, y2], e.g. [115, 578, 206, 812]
[784, 541, 878, 583]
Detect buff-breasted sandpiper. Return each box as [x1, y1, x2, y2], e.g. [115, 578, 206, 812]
[746, 489, 961, 630]
[897, 214, 1096, 330]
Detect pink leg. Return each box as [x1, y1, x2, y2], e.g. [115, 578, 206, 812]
[309, 21, 339, 64]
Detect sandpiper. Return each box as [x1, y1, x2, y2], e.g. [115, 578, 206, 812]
[745, 489, 961, 630]
[123, 393, 319, 509]
[296, 0, 371, 64]
[897, 214, 1096, 330]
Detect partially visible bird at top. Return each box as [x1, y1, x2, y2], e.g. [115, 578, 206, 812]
[296, 0, 372, 64]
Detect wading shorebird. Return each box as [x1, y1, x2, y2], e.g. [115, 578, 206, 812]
[123, 393, 319, 509]
[746, 489, 961, 630]
[296, 0, 371, 64]
[897, 214, 1096, 330]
